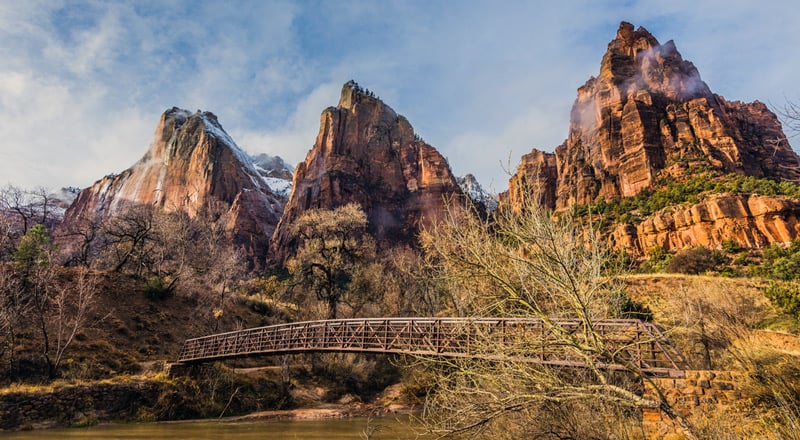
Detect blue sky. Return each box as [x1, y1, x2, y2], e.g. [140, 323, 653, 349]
[2, 1, 800, 193]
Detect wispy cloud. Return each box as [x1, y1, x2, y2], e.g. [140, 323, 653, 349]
[1, 1, 799, 192]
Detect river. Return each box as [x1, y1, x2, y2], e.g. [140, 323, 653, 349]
[1, 417, 423, 439]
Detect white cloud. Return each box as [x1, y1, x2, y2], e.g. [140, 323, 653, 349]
[1, 0, 800, 194]
[235, 82, 341, 164]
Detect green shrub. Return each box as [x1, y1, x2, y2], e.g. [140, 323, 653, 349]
[721, 239, 743, 254]
[765, 282, 800, 322]
[756, 240, 800, 281]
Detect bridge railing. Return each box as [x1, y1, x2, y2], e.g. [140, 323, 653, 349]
[177, 318, 688, 377]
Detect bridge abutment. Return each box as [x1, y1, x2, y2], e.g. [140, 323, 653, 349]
[643, 370, 745, 439]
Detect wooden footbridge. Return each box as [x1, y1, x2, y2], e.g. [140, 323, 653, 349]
[176, 318, 688, 378]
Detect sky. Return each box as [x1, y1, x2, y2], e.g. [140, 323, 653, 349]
[2, 1, 800, 194]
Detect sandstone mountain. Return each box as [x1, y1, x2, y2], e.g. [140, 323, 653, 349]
[270, 81, 465, 263]
[507, 21, 800, 253]
[61, 108, 285, 264]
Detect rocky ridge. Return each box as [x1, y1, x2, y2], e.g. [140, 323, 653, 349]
[457, 174, 498, 212]
[61, 108, 285, 264]
[507, 21, 800, 253]
[270, 81, 465, 262]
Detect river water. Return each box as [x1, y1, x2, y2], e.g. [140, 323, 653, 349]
[2, 417, 423, 439]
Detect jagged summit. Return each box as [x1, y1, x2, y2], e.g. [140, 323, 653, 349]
[338, 80, 393, 115]
[270, 81, 464, 263]
[61, 107, 286, 266]
[457, 174, 498, 212]
[595, 22, 711, 102]
[505, 21, 800, 253]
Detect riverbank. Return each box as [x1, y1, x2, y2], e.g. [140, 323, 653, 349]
[0, 416, 424, 440]
[0, 362, 413, 432]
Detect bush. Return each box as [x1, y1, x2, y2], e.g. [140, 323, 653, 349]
[757, 240, 800, 281]
[721, 239, 743, 254]
[610, 292, 653, 321]
[765, 282, 800, 322]
[666, 246, 728, 275]
[639, 245, 672, 273]
[144, 276, 173, 300]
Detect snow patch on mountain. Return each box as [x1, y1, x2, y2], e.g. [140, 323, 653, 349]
[457, 174, 498, 212]
[250, 153, 294, 199]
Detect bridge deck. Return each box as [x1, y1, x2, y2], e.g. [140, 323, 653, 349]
[176, 318, 688, 377]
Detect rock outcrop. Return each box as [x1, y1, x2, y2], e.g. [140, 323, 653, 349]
[508, 21, 800, 212]
[506, 21, 800, 252]
[611, 193, 800, 252]
[62, 108, 284, 265]
[270, 81, 465, 263]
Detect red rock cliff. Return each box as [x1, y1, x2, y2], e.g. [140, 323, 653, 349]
[509, 21, 800, 213]
[62, 108, 284, 265]
[505, 22, 800, 253]
[270, 81, 464, 263]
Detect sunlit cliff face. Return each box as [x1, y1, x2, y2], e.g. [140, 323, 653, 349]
[507, 21, 800, 213]
[269, 81, 466, 263]
[61, 108, 286, 266]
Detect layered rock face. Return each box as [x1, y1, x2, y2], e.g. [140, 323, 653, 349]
[507, 22, 800, 252]
[270, 81, 464, 262]
[509, 21, 800, 212]
[62, 108, 285, 264]
[610, 194, 800, 252]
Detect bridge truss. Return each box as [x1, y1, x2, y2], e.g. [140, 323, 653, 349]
[176, 318, 688, 377]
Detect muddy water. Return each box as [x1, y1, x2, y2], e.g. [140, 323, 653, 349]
[2, 417, 422, 439]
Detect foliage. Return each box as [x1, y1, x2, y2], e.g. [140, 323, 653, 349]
[286, 203, 377, 319]
[721, 239, 743, 254]
[665, 246, 729, 275]
[418, 196, 697, 438]
[756, 239, 800, 281]
[13, 224, 51, 272]
[573, 171, 800, 228]
[764, 282, 800, 323]
[639, 245, 672, 273]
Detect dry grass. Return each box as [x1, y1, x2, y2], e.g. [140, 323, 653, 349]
[624, 274, 800, 438]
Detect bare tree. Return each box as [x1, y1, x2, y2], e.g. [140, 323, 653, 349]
[58, 212, 102, 267]
[0, 212, 17, 259]
[0, 184, 36, 235]
[416, 196, 697, 438]
[29, 187, 57, 228]
[50, 267, 98, 374]
[0, 263, 25, 370]
[12, 224, 59, 375]
[189, 209, 245, 330]
[100, 204, 156, 274]
[778, 99, 800, 138]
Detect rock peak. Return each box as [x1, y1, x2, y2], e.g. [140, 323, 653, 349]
[339, 80, 381, 109]
[62, 109, 286, 267]
[598, 21, 710, 103]
[271, 81, 464, 263]
[505, 20, 800, 254]
[613, 21, 658, 52]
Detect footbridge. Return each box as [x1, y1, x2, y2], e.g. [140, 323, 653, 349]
[176, 318, 688, 377]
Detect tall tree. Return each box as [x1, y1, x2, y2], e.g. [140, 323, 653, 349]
[417, 196, 697, 439]
[13, 224, 58, 376]
[287, 203, 376, 319]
